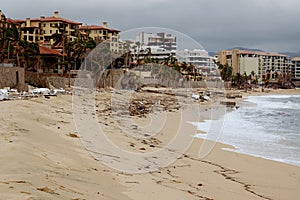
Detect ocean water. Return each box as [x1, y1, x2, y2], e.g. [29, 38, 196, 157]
[195, 94, 300, 166]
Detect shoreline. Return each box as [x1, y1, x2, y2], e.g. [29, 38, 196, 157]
[195, 88, 300, 167]
[0, 89, 299, 199]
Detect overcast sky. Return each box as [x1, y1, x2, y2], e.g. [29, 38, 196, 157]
[1, 0, 299, 52]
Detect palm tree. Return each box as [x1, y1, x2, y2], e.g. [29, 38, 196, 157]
[135, 41, 141, 65]
[143, 47, 152, 63]
[0, 22, 20, 63]
[232, 73, 243, 87]
[218, 63, 232, 81]
[72, 38, 96, 69]
[0, 19, 40, 69]
[20, 40, 40, 70]
[48, 23, 69, 72]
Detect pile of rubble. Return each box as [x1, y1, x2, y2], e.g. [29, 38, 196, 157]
[128, 93, 181, 116]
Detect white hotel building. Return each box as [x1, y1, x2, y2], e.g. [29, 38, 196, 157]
[176, 49, 217, 75]
[128, 32, 176, 61]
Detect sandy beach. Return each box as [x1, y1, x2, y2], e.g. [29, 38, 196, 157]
[0, 88, 300, 200]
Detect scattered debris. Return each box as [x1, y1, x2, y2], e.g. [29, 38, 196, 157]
[30, 88, 50, 95]
[192, 93, 200, 100]
[0, 89, 8, 100]
[68, 133, 79, 138]
[226, 93, 242, 99]
[37, 187, 58, 195]
[220, 100, 236, 107]
[127, 93, 180, 116]
[0, 86, 69, 101]
[203, 95, 210, 101]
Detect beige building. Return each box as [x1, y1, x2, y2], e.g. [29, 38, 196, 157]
[18, 11, 82, 44]
[79, 22, 120, 52]
[2, 10, 121, 52]
[218, 49, 291, 81]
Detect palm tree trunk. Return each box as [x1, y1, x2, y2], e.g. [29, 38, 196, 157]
[7, 40, 10, 60]
[16, 53, 20, 67]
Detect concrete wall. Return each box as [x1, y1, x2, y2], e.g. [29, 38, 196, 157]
[25, 72, 75, 88]
[26, 70, 124, 89]
[0, 66, 26, 91]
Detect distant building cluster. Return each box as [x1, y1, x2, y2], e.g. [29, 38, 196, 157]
[125, 32, 217, 76]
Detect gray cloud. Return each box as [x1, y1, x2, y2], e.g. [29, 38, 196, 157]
[1, 0, 299, 52]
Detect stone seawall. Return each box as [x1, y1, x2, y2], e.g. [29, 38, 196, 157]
[25, 72, 76, 88]
[0, 66, 26, 91]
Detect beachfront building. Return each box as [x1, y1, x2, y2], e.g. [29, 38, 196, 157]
[17, 11, 82, 44]
[130, 32, 177, 62]
[217, 49, 291, 82]
[136, 32, 176, 52]
[291, 57, 300, 87]
[291, 57, 300, 79]
[79, 22, 120, 52]
[3, 11, 120, 52]
[38, 44, 63, 73]
[177, 49, 217, 75]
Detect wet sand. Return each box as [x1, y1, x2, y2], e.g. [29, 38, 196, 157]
[0, 88, 299, 199]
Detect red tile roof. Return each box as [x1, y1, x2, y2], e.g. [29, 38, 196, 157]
[79, 25, 120, 32]
[45, 16, 81, 25]
[6, 18, 24, 24]
[8, 16, 81, 25]
[39, 46, 62, 56]
[28, 16, 82, 25]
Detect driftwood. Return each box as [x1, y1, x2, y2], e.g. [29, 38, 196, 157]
[220, 100, 236, 106]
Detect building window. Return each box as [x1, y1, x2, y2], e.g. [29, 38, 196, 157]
[44, 30, 46, 34]
[29, 36, 33, 41]
[43, 24, 46, 27]
[50, 30, 52, 34]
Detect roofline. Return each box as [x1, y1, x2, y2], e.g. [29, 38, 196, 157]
[79, 25, 120, 32]
[292, 57, 300, 61]
[219, 50, 288, 57]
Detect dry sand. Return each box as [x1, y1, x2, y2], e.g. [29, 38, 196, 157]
[0, 88, 300, 200]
